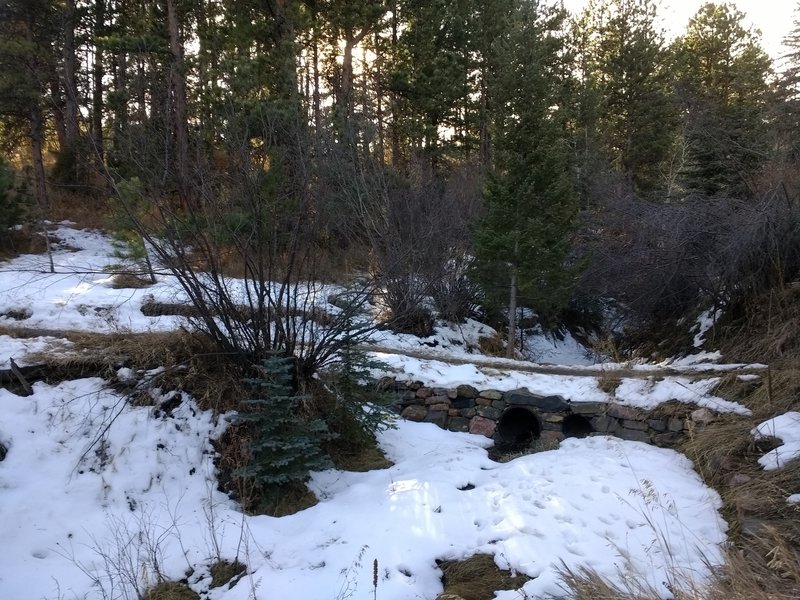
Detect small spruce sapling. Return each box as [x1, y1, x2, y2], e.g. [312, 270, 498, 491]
[324, 326, 396, 444]
[109, 177, 157, 282]
[234, 355, 333, 487]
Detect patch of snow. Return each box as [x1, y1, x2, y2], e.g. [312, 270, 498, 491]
[737, 374, 761, 382]
[0, 335, 73, 369]
[616, 377, 750, 414]
[692, 308, 723, 348]
[787, 494, 800, 504]
[752, 412, 800, 470]
[0, 376, 728, 600]
[522, 329, 595, 366]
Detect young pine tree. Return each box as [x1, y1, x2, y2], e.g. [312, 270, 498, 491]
[235, 356, 333, 488]
[472, 1, 579, 357]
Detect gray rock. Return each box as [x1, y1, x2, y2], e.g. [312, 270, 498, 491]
[668, 417, 685, 432]
[401, 405, 427, 422]
[456, 384, 479, 399]
[571, 402, 607, 415]
[506, 389, 569, 412]
[425, 395, 450, 406]
[451, 397, 474, 410]
[424, 411, 448, 428]
[447, 417, 471, 433]
[591, 415, 619, 433]
[691, 408, 716, 426]
[479, 389, 503, 401]
[652, 432, 680, 446]
[622, 419, 649, 431]
[606, 404, 640, 420]
[476, 406, 502, 420]
[617, 428, 651, 443]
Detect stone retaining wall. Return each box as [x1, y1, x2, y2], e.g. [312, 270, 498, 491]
[389, 379, 715, 448]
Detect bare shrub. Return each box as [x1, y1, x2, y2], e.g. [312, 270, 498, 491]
[107, 110, 379, 381]
[575, 170, 800, 342]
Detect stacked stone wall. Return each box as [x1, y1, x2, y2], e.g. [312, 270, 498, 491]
[389, 379, 714, 448]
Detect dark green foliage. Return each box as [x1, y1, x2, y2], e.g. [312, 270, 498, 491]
[573, 0, 677, 195]
[235, 356, 333, 487]
[670, 3, 771, 197]
[472, 2, 579, 339]
[0, 158, 25, 247]
[322, 333, 395, 447]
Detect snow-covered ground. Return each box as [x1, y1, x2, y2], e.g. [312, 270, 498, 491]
[0, 378, 727, 600]
[752, 412, 800, 471]
[0, 226, 754, 599]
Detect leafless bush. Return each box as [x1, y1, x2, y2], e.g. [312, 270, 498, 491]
[575, 170, 800, 333]
[108, 109, 379, 381]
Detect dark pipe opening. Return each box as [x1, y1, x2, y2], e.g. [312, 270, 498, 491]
[562, 414, 594, 438]
[496, 407, 542, 450]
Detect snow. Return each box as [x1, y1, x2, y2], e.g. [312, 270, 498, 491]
[788, 494, 800, 504]
[692, 308, 723, 348]
[0, 225, 753, 599]
[0, 379, 728, 600]
[752, 412, 800, 470]
[374, 353, 750, 414]
[0, 226, 189, 333]
[0, 334, 74, 368]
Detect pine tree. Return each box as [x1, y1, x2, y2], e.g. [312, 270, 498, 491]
[235, 356, 333, 488]
[472, 0, 578, 357]
[575, 0, 676, 194]
[671, 2, 771, 197]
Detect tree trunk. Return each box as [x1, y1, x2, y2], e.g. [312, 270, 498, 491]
[340, 32, 355, 144]
[31, 105, 55, 273]
[375, 31, 385, 165]
[312, 25, 322, 139]
[166, 0, 189, 203]
[479, 64, 491, 170]
[50, 78, 67, 151]
[30, 106, 49, 211]
[390, 5, 401, 167]
[92, 0, 105, 159]
[506, 264, 517, 359]
[63, 0, 81, 149]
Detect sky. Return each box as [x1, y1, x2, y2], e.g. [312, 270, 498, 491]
[561, 0, 798, 62]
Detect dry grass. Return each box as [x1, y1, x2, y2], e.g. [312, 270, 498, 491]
[558, 362, 800, 600]
[327, 441, 393, 472]
[437, 554, 531, 600]
[47, 188, 112, 230]
[478, 333, 506, 357]
[716, 287, 800, 363]
[140, 581, 199, 600]
[209, 559, 246, 589]
[107, 272, 155, 289]
[597, 371, 622, 396]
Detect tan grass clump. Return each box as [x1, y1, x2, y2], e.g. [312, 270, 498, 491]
[437, 554, 531, 600]
[209, 559, 246, 589]
[140, 581, 199, 600]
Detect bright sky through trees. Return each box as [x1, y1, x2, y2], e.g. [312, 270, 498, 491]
[562, 0, 796, 61]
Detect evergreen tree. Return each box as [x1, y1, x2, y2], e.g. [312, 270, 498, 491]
[472, 0, 578, 356]
[671, 2, 771, 197]
[575, 0, 676, 194]
[235, 356, 333, 488]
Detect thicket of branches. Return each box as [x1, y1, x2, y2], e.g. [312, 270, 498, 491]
[2, 0, 800, 357]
